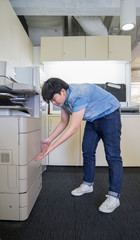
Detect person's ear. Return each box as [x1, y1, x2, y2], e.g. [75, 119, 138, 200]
[61, 88, 66, 96]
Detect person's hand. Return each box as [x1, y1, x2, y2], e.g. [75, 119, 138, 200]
[35, 145, 52, 161]
[34, 138, 51, 161]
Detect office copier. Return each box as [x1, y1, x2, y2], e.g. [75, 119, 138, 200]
[0, 61, 42, 221]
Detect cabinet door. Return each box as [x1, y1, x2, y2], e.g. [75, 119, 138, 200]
[109, 36, 131, 61]
[80, 121, 107, 166]
[63, 36, 85, 61]
[48, 116, 80, 166]
[41, 37, 63, 61]
[121, 116, 140, 166]
[86, 36, 108, 60]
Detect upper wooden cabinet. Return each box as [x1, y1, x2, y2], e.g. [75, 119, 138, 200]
[41, 36, 131, 62]
[109, 36, 131, 61]
[63, 36, 85, 61]
[41, 36, 85, 61]
[41, 37, 63, 61]
[86, 36, 108, 60]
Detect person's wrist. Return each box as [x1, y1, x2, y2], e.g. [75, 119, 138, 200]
[49, 145, 53, 152]
[42, 139, 51, 145]
[47, 137, 52, 145]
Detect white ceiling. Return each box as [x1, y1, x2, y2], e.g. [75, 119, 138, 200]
[9, 0, 140, 68]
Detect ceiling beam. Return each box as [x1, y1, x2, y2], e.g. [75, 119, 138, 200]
[9, 0, 140, 16]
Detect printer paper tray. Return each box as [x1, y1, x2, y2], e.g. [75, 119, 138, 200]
[0, 105, 30, 111]
[0, 173, 42, 221]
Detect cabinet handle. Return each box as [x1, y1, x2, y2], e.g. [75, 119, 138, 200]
[49, 119, 52, 133]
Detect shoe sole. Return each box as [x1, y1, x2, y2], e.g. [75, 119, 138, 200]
[71, 189, 93, 196]
[99, 202, 120, 213]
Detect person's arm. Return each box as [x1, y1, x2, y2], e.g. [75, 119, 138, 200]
[35, 108, 85, 160]
[35, 109, 70, 160]
[43, 109, 70, 145]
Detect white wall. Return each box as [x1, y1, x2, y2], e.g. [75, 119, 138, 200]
[0, 0, 33, 67]
[33, 47, 42, 66]
[43, 60, 131, 106]
[44, 61, 129, 84]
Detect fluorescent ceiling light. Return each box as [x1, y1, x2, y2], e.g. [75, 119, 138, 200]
[121, 23, 135, 31]
[120, 0, 136, 31]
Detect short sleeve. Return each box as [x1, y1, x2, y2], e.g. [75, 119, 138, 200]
[72, 96, 88, 112]
[61, 106, 65, 110]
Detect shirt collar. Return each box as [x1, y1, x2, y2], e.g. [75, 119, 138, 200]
[64, 87, 70, 105]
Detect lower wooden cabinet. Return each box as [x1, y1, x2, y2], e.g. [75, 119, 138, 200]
[45, 115, 140, 166]
[47, 115, 80, 166]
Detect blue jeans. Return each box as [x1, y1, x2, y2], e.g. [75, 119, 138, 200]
[82, 109, 123, 198]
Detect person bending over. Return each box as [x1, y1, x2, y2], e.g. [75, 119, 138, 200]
[35, 77, 123, 213]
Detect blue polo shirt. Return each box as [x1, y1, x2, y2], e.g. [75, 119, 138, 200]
[61, 83, 120, 122]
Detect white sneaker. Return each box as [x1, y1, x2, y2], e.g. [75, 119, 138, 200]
[71, 183, 93, 196]
[99, 195, 120, 213]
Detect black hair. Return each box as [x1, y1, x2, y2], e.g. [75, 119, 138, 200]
[42, 78, 69, 102]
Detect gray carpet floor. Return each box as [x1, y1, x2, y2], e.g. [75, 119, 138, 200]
[0, 167, 140, 240]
